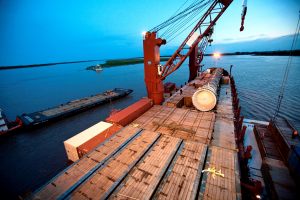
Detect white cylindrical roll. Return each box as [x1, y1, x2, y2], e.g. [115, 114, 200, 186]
[192, 68, 223, 111]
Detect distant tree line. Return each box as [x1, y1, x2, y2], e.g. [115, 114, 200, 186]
[204, 50, 300, 56]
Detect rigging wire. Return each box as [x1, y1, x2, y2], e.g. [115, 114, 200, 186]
[272, 11, 300, 121]
[167, 1, 211, 43]
[162, 7, 202, 40]
[150, 0, 202, 32]
[160, 0, 203, 37]
[150, 0, 211, 32]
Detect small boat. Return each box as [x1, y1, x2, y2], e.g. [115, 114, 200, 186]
[86, 64, 103, 72]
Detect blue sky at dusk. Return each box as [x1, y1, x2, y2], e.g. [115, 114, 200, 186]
[0, 0, 299, 66]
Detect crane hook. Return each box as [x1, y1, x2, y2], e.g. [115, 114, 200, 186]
[240, 0, 247, 31]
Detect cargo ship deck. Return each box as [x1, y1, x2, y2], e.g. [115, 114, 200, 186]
[30, 68, 300, 199]
[31, 71, 245, 200]
[19, 88, 133, 127]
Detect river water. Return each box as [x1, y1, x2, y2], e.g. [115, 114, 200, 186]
[0, 55, 299, 199]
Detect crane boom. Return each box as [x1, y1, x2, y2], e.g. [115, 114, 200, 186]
[161, 0, 232, 79]
[143, 0, 233, 105]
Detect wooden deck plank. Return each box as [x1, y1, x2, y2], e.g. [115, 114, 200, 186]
[156, 108, 189, 135]
[110, 136, 182, 199]
[131, 106, 175, 131]
[132, 105, 215, 144]
[154, 141, 207, 200]
[199, 146, 240, 200]
[164, 85, 197, 108]
[68, 130, 161, 199]
[211, 84, 236, 150]
[32, 126, 141, 200]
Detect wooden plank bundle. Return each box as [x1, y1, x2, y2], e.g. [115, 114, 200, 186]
[164, 85, 197, 108]
[199, 146, 241, 200]
[132, 106, 215, 144]
[154, 141, 207, 199]
[110, 136, 182, 199]
[69, 130, 161, 199]
[32, 74, 246, 200]
[130, 105, 175, 131]
[32, 126, 141, 200]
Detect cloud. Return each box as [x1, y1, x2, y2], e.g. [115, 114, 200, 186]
[215, 34, 272, 44]
[206, 34, 300, 53]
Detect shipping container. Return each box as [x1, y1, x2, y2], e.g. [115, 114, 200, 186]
[105, 98, 153, 126]
[77, 123, 123, 157]
[64, 121, 113, 162]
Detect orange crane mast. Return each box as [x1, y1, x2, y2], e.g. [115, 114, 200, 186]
[143, 0, 234, 105]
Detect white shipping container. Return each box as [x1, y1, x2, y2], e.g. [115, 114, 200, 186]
[64, 121, 113, 162]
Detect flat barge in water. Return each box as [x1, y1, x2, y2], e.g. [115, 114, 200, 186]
[18, 88, 133, 127]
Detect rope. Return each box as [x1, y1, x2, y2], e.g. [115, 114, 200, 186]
[272, 11, 300, 121]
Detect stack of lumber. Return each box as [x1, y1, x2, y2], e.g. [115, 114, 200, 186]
[131, 105, 215, 144]
[32, 76, 243, 200]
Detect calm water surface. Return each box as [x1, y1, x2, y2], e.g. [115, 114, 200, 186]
[0, 55, 299, 198]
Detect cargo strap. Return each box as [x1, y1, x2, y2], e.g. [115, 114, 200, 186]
[202, 167, 224, 179]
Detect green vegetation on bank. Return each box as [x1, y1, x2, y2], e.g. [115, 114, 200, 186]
[204, 50, 300, 56]
[101, 50, 300, 67]
[101, 57, 170, 67]
[0, 59, 103, 70]
[1, 50, 299, 70]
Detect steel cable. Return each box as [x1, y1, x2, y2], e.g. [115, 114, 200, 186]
[162, 7, 203, 40]
[167, 1, 211, 43]
[272, 11, 300, 121]
[150, 0, 211, 32]
[160, 0, 203, 37]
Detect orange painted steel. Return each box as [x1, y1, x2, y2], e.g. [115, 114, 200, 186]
[143, 0, 233, 105]
[143, 32, 166, 104]
[105, 98, 153, 126]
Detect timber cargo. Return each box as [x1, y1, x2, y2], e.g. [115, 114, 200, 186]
[18, 88, 133, 127]
[31, 68, 245, 200]
[31, 68, 300, 200]
[25, 0, 300, 199]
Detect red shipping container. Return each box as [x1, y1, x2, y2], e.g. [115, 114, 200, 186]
[105, 98, 153, 126]
[77, 123, 123, 158]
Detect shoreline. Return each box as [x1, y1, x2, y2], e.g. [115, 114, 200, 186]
[1, 50, 299, 70]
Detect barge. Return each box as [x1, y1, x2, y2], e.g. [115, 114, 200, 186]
[18, 88, 133, 127]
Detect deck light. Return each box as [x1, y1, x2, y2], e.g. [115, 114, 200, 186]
[213, 52, 221, 58]
[142, 31, 147, 39]
[213, 52, 221, 67]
